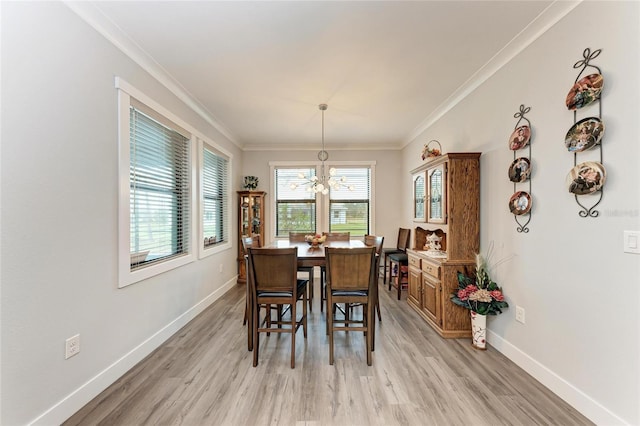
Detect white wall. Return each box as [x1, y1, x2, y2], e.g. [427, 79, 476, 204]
[402, 2, 639, 424]
[1, 3, 243, 424]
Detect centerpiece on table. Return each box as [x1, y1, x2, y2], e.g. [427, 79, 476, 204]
[450, 253, 509, 350]
[304, 233, 326, 248]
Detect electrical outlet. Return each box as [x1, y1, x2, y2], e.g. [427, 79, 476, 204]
[219, 263, 223, 273]
[65, 334, 80, 359]
[515, 306, 525, 324]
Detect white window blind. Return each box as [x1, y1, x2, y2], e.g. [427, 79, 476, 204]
[329, 167, 371, 236]
[202, 146, 229, 248]
[129, 106, 191, 270]
[274, 167, 317, 237]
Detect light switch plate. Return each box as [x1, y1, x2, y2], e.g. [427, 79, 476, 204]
[624, 231, 640, 254]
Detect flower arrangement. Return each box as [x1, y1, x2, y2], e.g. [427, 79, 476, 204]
[304, 233, 326, 246]
[421, 140, 442, 160]
[243, 175, 259, 190]
[450, 253, 509, 315]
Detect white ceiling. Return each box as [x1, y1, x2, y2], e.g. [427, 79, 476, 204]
[73, 1, 576, 151]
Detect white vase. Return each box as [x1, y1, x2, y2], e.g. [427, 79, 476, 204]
[470, 311, 487, 350]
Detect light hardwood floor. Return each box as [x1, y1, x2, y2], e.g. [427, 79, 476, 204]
[65, 276, 593, 426]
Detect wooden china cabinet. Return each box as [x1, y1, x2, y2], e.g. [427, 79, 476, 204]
[407, 153, 480, 338]
[237, 191, 266, 284]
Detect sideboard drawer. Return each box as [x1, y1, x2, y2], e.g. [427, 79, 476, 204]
[408, 254, 421, 269]
[421, 261, 440, 279]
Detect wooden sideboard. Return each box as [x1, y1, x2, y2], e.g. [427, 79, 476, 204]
[408, 251, 475, 338]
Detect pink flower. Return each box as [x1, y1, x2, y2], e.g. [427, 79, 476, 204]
[457, 289, 469, 300]
[490, 290, 504, 301]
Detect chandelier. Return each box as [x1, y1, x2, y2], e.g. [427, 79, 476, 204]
[289, 104, 354, 195]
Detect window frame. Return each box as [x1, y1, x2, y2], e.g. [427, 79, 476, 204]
[198, 139, 232, 259]
[269, 160, 375, 242]
[117, 78, 198, 287]
[325, 164, 375, 238]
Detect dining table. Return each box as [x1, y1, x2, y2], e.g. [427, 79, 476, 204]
[246, 239, 367, 351]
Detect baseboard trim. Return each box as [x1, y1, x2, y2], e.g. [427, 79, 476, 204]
[29, 277, 237, 426]
[487, 330, 628, 425]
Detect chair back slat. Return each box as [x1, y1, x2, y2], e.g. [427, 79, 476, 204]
[325, 247, 376, 291]
[397, 228, 411, 252]
[248, 248, 298, 293]
[364, 235, 384, 269]
[323, 232, 350, 242]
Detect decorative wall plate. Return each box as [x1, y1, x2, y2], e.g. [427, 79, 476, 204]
[508, 157, 531, 183]
[565, 73, 604, 110]
[566, 161, 606, 195]
[565, 117, 604, 152]
[508, 191, 532, 215]
[508, 125, 531, 150]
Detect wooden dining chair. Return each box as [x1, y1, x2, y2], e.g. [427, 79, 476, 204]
[242, 235, 262, 327]
[320, 232, 350, 312]
[247, 247, 308, 368]
[385, 228, 411, 300]
[325, 246, 377, 366]
[289, 232, 315, 311]
[382, 228, 411, 285]
[363, 234, 384, 322]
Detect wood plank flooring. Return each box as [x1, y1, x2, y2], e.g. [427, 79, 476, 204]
[64, 276, 593, 425]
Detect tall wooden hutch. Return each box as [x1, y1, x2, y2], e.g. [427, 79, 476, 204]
[237, 191, 265, 284]
[407, 153, 480, 338]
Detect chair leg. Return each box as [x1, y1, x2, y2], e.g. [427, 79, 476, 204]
[253, 303, 259, 367]
[290, 300, 296, 369]
[302, 289, 308, 339]
[328, 295, 334, 365]
[366, 302, 373, 366]
[308, 271, 314, 312]
[320, 268, 325, 312]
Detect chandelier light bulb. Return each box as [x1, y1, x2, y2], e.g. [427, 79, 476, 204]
[290, 183, 298, 190]
[297, 172, 305, 179]
[329, 167, 336, 176]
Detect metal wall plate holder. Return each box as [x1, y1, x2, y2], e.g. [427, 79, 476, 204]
[510, 104, 532, 233]
[569, 48, 604, 218]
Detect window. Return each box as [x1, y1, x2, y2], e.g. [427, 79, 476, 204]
[117, 79, 196, 287]
[270, 161, 375, 240]
[328, 167, 371, 236]
[201, 144, 230, 251]
[129, 105, 191, 267]
[274, 167, 317, 237]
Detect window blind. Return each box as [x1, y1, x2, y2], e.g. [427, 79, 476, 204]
[274, 167, 317, 237]
[129, 106, 191, 270]
[203, 146, 229, 247]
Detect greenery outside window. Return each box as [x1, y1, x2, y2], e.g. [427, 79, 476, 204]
[329, 167, 371, 236]
[273, 167, 317, 237]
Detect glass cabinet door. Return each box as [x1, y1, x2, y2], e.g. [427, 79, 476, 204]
[241, 195, 250, 236]
[427, 164, 447, 224]
[250, 195, 261, 235]
[413, 172, 426, 221]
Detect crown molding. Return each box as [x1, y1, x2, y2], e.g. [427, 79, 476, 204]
[242, 142, 400, 152]
[64, 1, 239, 146]
[403, 0, 582, 147]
